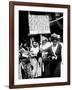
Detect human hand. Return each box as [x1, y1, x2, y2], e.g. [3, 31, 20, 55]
[52, 56, 55, 60]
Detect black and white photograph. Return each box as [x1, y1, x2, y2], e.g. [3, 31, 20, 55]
[9, 2, 70, 88]
[19, 11, 63, 79]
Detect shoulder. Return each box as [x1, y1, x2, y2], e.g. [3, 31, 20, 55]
[47, 45, 52, 51]
[58, 43, 62, 49]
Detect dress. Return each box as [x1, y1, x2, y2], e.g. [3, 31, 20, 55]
[19, 47, 31, 79]
[30, 46, 40, 78]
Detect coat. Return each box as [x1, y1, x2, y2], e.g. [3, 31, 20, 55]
[43, 43, 62, 77]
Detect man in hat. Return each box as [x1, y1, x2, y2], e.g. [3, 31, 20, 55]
[43, 33, 62, 77]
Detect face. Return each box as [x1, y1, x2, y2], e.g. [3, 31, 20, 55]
[22, 60, 25, 66]
[42, 40, 47, 45]
[33, 42, 37, 47]
[53, 39, 58, 46]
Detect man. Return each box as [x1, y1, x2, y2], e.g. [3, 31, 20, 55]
[43, 33, 62, 77]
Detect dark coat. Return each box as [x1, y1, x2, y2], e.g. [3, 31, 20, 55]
[43, 43, 62, 77]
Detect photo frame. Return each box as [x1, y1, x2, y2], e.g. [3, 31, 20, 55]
[9, 1, 70, 88]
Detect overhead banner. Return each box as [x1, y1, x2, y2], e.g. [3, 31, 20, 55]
[28, 14, 50, 35]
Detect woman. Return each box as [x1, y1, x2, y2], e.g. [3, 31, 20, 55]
[19, 42, 31, 79]
[30, 41, 42, 78]
[30, 41, 39, 78]
[43, 33, 62, 77]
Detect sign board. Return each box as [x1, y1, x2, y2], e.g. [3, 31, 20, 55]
[28, 14, 50, 35]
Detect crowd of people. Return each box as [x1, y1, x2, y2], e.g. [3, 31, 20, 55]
[19, 33, 63, 79]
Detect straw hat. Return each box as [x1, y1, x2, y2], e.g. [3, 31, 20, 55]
[51, 33, 60, 41]
[41, 35, 48, 41]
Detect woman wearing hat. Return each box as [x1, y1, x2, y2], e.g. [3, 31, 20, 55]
[43, 33, 62, 77]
